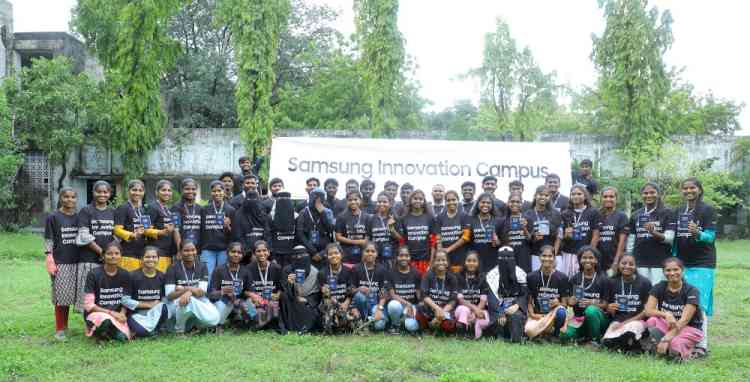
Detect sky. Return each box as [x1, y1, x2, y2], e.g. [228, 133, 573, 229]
[9, 0, 750, 135]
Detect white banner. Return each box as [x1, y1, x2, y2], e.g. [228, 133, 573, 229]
[269, 137, 572, 202]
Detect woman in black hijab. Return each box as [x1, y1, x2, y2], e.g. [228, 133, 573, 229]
[296, 188, 335, 269]
[270, 192, 297, 267]
[484, 246, 528, 343]
[232, 191, 271, 263]
[279, 246, 321, 334]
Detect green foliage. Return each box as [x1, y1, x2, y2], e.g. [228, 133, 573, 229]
[0, 87, 23, 217]
[464, 18, 563, 140]
[4, 57, 102, 192]
[354, 0, 406, 137]
[163, 0, 237, 129]
[591, 0, 673, 174]
[218, 0, 290, 157]
[72, 0, 186, 179]
[664, 76, 745, 136]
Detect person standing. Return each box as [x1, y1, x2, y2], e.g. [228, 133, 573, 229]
[596, 187, 629, 273]
[435, 190, 469, 273]
[482, 176, 508, 217]
[45, 188, 80, 341]
[559, 185, 600, 276]
[523, 186, 562, 272]
[428, 184, 447, 216]
[232, 191, 271, 262]
[75, 181, 115, 312]
[335, 191, 370, 267]
[626, 182, 675, 284]
[394, 190, 437, 275]
[673, 177, 716, 357]
[201, 181, 235, 278]
[359, 179, 377, 215]
[498, 193, 532, 273]
[113, 180, 148, 271]
[171, 178, 203, 251]
[296, 188, 335, 269]
[544, 174, 569, 212]
[366, 192, 401, 269]
[145, 180, 179, 273]
[466, 193, 500, 273]
[574, 159, 599, 197]
[460, 181, 476, 215]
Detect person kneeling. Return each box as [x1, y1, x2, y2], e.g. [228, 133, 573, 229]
[279, 246, 321, 335]
[484, 247, 528, 343]
[209, 242, 253, 332]
[383, 247, 422, 335]
[455, 252, 490, 339]
[561, 246, 611, 345]
[124, 247, 170, 337]
[524, 245, 571, 341]
[165, 241, 220, 334]
[416, 251, 458, 335]
[318, 243, 358, 334]
[83, 243, 131, 341]
[351, 242, 388, 331]
[246, 241, 283, 330]
[643, 257, 704, 362]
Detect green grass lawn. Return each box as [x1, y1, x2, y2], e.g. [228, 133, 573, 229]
[1, 232, 748, 381]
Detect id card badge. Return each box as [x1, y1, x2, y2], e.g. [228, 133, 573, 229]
[679, 213, 691, 235]
[616, 295, 628, 311]
[638, 214, 650, 229]
[537, 220, 550, 236]
[310, 230, 320, 245]
[381, 244, 392, 258]
[539, 297, 550, 313]
[572, 224, 582, 241]
[574, 286, 584, 300]
[140, 215, 152, 230]
[511, 216, 521, 231]
[262, 286, 272, 301]
[172, 214, 182, 229]
[485, 229, 493, 243]
[328, 276, 337, 291]
[233, 280, 242, 297]
[216, 213, 225, 227]
[295, 269, 306, 284]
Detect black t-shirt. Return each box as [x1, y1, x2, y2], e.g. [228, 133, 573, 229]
[398, 213, 437, 261]
[128, 269, 166, 302]
[334, 210, 370, 263]
[84, 267, 130, 312]
[165, 261, 209, 289]
[420, 271, 459, 307]
[435, 211, 470, 266]
[492, 198, 508, 218]
[247, 261, 283, 295]
[458, 273, 485, 306]
[386, 267, 421, 305]
[550, 193, 569, 212]
[114, 203, 146, 258]
[596, 210, 629, 270]
[607, 274, 652, 322]
[675, 202, 717, 268]
[171, 202, 203, 247]
[467, 215, 499, 272]
[77, 205, 115, 263]
[574, 174, 599, 197]
[568, 271, 610, 317]
[318, 265, 354, 303]
[201, 201, 235, 251]
[209, 263, 251, 298]
[527, 270, 571, 314]
[146, 203, 176, 258]
[629, 206, 675, 268]
[649, 281, 703, 329]
[351, 263, 388, 297]
[366, 214, 400, 261]
[560, 207, 600, 254]
[460, 200, 475, 215]
[523, 208, 562, 257]
[497, 214, 533, 273]
[45, 211, 79, 264]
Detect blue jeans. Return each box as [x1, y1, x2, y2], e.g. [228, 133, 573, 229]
[201, 250, 227, 279]
[387, 300, 419, 333]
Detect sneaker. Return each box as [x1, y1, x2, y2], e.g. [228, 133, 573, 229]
[691, 347, 708, 359]
[53, 330, 67, 341]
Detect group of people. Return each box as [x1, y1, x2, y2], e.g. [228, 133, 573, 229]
[44, 157, 716, 362]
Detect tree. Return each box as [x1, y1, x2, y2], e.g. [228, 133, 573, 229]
[466, 18, 560, 140]
[0, 85, 23, 218]
[218, 0, 290, 158]
[354, 0, 406, 137]
[591, 0, 673, 176]
[72, 0, 186, 178]
[5, 57, 102, 192]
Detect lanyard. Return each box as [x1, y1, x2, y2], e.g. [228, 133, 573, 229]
[351, 211, 363, 234]
[183, 202, 196, 217]
[580, 272, 597, 291]
[435, 276, 446, 296]
[364, 265, 375, 286]
[257, 262, 269, 285]
[307, 207, 320, 228]
[534, 210, 547, 223]
[228, 265, 240, 282]
[213, 201, 224, 216]
[573, 208, 585, 226]
[180, 262, 195, 284]
[540, 270, 552, 289]
[644, 205, 657, 216]
[479, 215, 492, 235]
[621, 277, 633, 296]
[328, 264, 340, 280]
[684, 204, 694, 215]
[129, 201, 143, 221]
